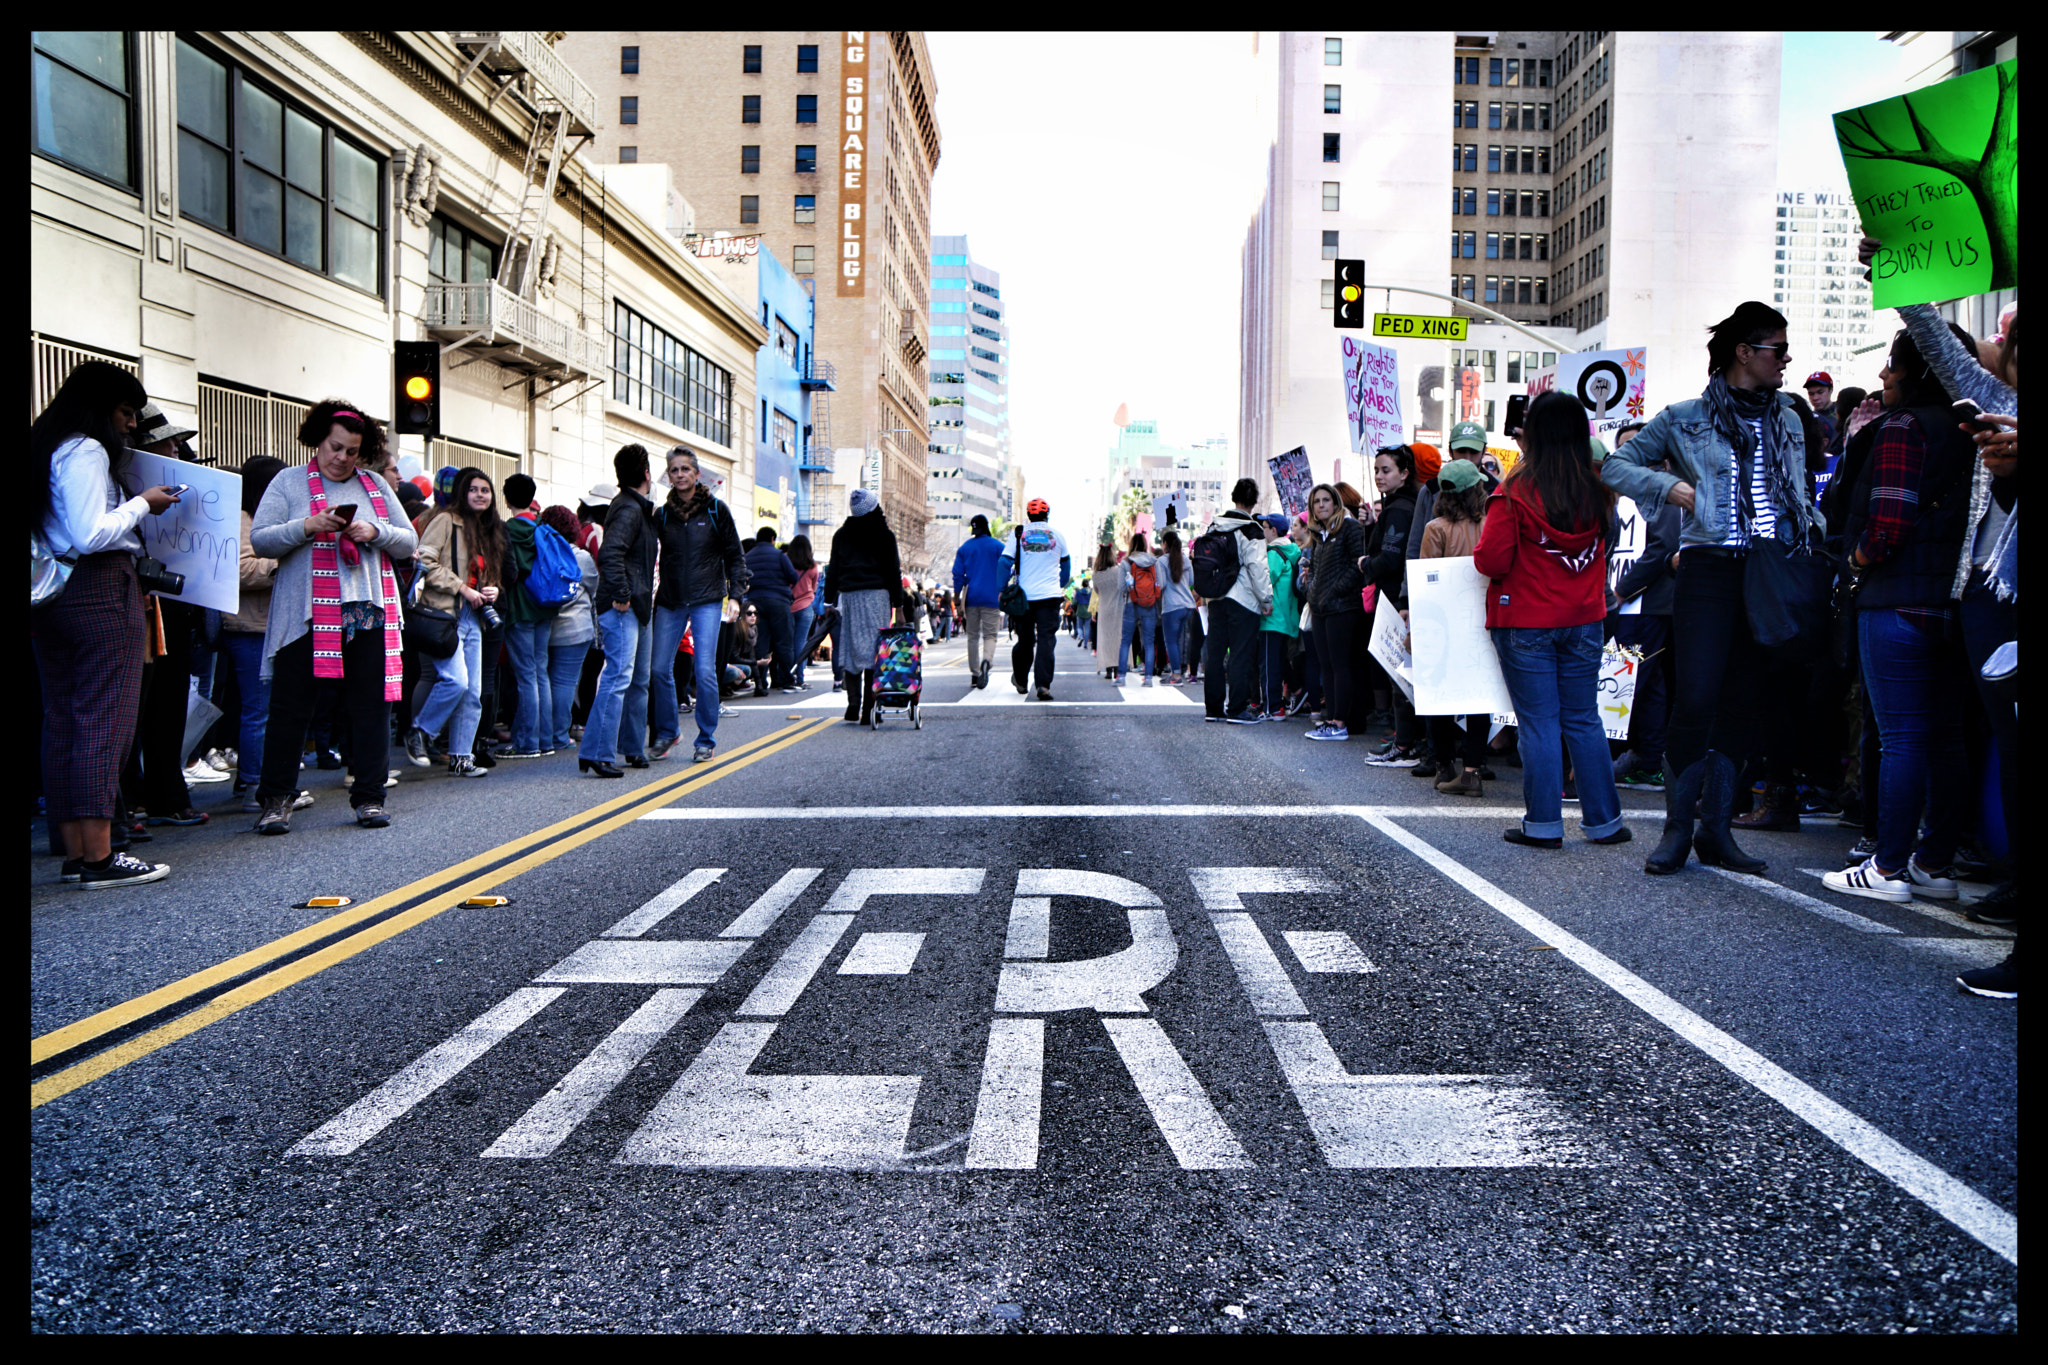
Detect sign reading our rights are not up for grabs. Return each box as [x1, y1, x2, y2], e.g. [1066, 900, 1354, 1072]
[1341, 337, 1403, 455]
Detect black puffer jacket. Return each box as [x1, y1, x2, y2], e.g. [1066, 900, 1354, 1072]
[654, 485, 748, 609]
[1362, 486, 1418, 604]
[822, 509, 906, 607]
[1306, 514, 1367, 618]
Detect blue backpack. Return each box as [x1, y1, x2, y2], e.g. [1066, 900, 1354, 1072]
[525, 522, 580, 605]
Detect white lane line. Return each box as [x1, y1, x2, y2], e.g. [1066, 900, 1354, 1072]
[1359, 812, 2018, 1267]
[640, 805, 1660, 821]
[1003, 897, 1050, 959]
[1101, 1018, 1253, 1169]
[719, 868, 823, 938]
[289, 988, 563, 1157]
[735, 914, 854, 1017]
[480, 988, 701, 1160]
[838, 932, 927, 975]
[601, 867, 725, 938]
[1794, 870, 2016, 939]
[1283, 930, 1380, 974]
[1207, 912, 1309, 1017]
[1700, 865, 1902, 934]
[965, 1017, 1044, 1170]
[534, 939, 752, 985]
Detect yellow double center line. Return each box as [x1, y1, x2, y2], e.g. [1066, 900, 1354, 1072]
[31, 716, 838, 1109]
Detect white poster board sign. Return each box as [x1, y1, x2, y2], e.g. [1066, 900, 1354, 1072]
[1488, 642, 1643, 742]
[1606, 494, 1645, 616]
[1531, 348, 1648, 447]
[126, 451, 241, 614]
[1342, 337, 1404, 455]
[1366, 591, 1413, 702]
[1406, 556, 1514, 717]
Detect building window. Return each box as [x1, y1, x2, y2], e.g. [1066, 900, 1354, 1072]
[1485, 276, 1499, 304]
[428, 214, 496, 286]
[1517, 233, 1533, 260]
[740, 144, 759, 173]
[1451, 100, 1461, 128]
[620, 96, 638, 125]
[1518, 278, 1534, 305]
[1324, 85, 1341, 114]
[1463, 144, 1477, 172]
[1535, 233, 1549, 260]
[794, 194, 815, 224]
[1487, 145, 1501, 173]
[797, 44, 819, 73]
[1507, 354, 1521, 384]
[1460, 275, 1475, 302]
[31, 31, 134, 189]
[1462, 231, 1476, 259]
[1537, 59, 1553, 88]
[1488, 102, 1502, 130]
[1451, 231, 1461, 259]
[1322, 230, 1339, 261]
[174, 36, 382, 294]
[1324, 37, 1342, 65]
[1485, 232, 1499, 260]
[1321, 279, 1335, 309]
[1462, 56, 1480, 85]
[1461, 187, 1476, 215]
[1321, 181, 1339, 211]
[1323, 132, 1340, 162]
[775, 319, 800, 368]
[739, 195, 758, 224]
[1538, 103, 1552, 131]
[618, 145, 637, 164]
[1483, 351, 1497, 382]
[796, 94, 817, 124]
[1489, 57, 1502, 85]
[614, 302, 733, 447]
[1462, 100, 1478, 128]
[621, 46, 639, 74]
[792, 244, 815, 275]
[795, 145, 817, 173]
[1536, 190, 1549, 217]
[1486, 189, 1500, 216]
[742, 94, 760, 123]
[1505, 57, 1520, 87]
[743, 45, 761, 74]
[1450, 188, 1461, 216]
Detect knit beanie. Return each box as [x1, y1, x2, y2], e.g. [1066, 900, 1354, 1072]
[1408, 443, 1443, 485]
[433, 465, 461, 507]
[849, 488, 879, 516]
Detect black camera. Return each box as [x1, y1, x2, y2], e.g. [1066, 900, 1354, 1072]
[478, 601, 503, 630]
[135, 555, 185, 597]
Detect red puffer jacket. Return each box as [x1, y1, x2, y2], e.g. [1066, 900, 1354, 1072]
[1471, 487, 1608, 629]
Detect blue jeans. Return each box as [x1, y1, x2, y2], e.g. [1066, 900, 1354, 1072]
[1859, 607, 1970, 873]
[791, 604, 816, 684]
[1119, 601, 1159, 678]
[417, 605, 485, 758]
[223, 630, 270, 787]
[1160, 607, 1192, 675]
[1490, 623, 1624, 840]
[546, 639, 588, 751]
[580, 606, 652, 764]
[752, 597, 796, 689]
[505, 618, 554, 752]
[652, 600, 726, 752]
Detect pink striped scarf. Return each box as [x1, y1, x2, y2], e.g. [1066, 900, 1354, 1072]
[307, 465, 403, 701]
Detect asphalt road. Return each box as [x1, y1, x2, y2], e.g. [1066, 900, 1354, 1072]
[29, 631, 2017, 1332]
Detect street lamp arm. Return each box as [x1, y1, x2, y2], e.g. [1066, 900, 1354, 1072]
[1361, 283, 1581, 355]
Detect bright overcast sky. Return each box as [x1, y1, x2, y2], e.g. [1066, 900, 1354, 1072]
[927, 31, 1934, 552]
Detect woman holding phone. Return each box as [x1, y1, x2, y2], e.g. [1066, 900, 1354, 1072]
[409, 468, 505, 781]
[248, 400, 417, 833]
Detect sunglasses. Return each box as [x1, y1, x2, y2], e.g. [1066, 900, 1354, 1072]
[1743, 342, 1791, 358]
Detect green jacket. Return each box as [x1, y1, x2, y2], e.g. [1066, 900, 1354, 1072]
[500, 513, 561, 624]
[1260, 541, 1301, 636]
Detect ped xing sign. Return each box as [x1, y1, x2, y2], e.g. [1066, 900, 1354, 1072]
[1374, 313, 1468, 341]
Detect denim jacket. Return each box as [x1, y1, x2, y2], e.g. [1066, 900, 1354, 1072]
[1599, 391, 1819, 549]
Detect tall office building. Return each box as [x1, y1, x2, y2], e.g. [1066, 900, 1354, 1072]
[924, 233, 1009, 567]
[1772, 189, 1877, 386]
[559, 30, 942, 561]
[1100, 422, 1229, 533]
[1243, 31, 1780, 494]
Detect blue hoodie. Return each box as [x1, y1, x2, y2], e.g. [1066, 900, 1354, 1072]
[952, 530, 1008, 609]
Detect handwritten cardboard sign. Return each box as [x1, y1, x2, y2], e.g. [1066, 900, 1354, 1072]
[1341, 337, 1403, 455]
[1366, 591, 1414, 703]
[1834, 58, 2017, 310]
[1405, 556, 1514, 717]
[127, 451, 240, 613]
[1267, 445, 1312, 518]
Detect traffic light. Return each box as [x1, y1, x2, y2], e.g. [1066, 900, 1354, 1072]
[1333, 259, 1365, 329]
[393, 340, 440, 437]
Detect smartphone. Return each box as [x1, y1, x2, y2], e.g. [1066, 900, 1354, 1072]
[1952, 398, 1994, 433]
[164, 483, 190, 497]
[329, 503, 359, 523]
[1504, 393, 1530, 437]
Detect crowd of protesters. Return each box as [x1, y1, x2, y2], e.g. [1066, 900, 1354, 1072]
[32, 279, 2017, 998]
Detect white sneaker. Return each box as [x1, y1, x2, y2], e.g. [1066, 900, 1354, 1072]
[1904, 855, 1960, 901]
[205, 748, 234, 773]
[1822, 857, 1912, 903]
[182, 759, 232, 784]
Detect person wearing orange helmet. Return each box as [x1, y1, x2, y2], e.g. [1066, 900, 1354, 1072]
[998, 497, 1071, 699]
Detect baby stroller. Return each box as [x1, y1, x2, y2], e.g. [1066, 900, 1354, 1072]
[868, 625, 923, 729]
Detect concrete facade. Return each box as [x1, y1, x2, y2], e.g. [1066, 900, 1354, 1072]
[557, 30, 942, 566]
[923, 233, 1009, 571]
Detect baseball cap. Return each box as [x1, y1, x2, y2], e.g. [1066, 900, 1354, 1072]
[1434, 460, 1484, 493]
[1804, 371, 1833, 387]
[1447, 420, 1487, 453]
[134, 402, 198, 447]
[580, 482, 619, 509]
[1259, 513, 1289, 533]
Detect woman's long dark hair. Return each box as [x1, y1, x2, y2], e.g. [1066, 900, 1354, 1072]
[448, 466, 506, 588]
[1888, 322, 1981, 408]
[787, 534, 816, 572]
[1507, 391, 1612, 533]
[1162, 529, 1185, 582]
[31, 360, 148, 530]
[241, 456, 288, 517]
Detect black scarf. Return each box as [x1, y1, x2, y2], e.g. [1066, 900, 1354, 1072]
[665, 482, 713, 521]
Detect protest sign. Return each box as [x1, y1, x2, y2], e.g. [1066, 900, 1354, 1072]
[126, 451, 241, 614]
[1150, 491, 1189, 535]
[1606, 494, 1645, 617]
[1267, 446, 1312, 519]
[1405, 555, 1514, 717]
[1487, 644, 1641, 742]
[1341, 336, 1403, 454]
[1835, 59, 2017, 310]
[1366, 592, 1413, 703]
[1554, 348, 1648, 445]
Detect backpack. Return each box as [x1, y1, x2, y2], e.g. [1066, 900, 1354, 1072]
[524, 522, 580, 605]
[1129, 560, 1162, 608]
[1190, 526, 1241, 598]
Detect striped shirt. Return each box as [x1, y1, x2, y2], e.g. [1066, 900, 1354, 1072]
[1724, 416, 1776, 548]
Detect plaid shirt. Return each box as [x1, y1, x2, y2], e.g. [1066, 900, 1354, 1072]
[1859, 410, 1953, 623]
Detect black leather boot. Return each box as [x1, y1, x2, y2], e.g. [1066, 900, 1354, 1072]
[1644, 758, 1704, 875]
[1694, 752, 1768, 872]
[843, 668, 863, 723]
[858, 670, 877, 726]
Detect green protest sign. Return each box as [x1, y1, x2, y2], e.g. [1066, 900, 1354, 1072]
[1833, 59, 2016, 310]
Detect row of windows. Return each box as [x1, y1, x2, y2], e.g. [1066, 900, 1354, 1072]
[1559, 33, 1607, 79]
[733, 145, 818, 175]
[1555, 290, 1606, 332]
[1451, 187, 1550, 218]
[741, 96, 823, 126]
[1454, 55, 1554, 88]
[1452, 232, 1549, 262]
[1447, 275, 1549, 307]
[735, 190, 816, 223]
[1453, 101, 1552, 132]
[744, 44, 819, 74]
[1555, 194, 1605, 255]
[1447, 349, 1560, 384]
[613, 302, 733, 448]
[1453, 144, 1552, 176]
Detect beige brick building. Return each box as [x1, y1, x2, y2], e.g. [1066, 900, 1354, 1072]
[559, 29, 941, 566]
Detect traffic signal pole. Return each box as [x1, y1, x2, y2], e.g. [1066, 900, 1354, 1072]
[1355, 281, 1582, 355]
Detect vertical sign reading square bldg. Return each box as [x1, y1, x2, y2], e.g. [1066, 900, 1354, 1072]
[838, 33, 867, 297]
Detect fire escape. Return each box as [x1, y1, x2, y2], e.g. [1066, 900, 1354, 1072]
[425, 33, 606, 393]
[796, 278, 837, 525]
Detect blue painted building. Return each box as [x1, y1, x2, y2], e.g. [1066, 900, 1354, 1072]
[749, 245, 836, 541]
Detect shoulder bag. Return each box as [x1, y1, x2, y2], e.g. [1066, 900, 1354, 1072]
[999, 527, 1031, 617]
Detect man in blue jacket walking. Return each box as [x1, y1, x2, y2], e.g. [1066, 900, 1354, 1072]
[951, 513, 1007, 689]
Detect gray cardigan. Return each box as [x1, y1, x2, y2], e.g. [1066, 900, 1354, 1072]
[249, 466, 418, 679]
